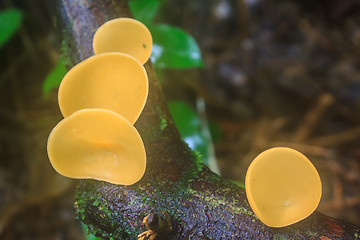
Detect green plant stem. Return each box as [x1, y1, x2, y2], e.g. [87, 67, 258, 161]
[48, 0, 360, 239]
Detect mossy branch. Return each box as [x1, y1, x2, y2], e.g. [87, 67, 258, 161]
[48, 0, 360, 239]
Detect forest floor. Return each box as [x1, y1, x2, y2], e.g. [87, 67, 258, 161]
[1, 0, 360, 239]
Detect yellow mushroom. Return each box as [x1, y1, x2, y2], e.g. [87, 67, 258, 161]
[58, 52, 148, 124]
[245, 147, 322, 227]
[47, 108, 146, 185]
[93, 18, 153, 64]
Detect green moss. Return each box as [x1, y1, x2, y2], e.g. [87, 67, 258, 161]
[60, 37, 72, 68]
[189, 187, 255, 218]
[156, 105, 168, 131]
[192, 150, 203, 171]
[93, 200, 100, 207]
[177, 156, 203, 184]
[93, 194, 138, 238]
[272, 234, 290, 240]
[229, 180, 245, 189]
[305, 231, 318, 237]
[160, 117, 167, 131]
[139, 104, 171, 140]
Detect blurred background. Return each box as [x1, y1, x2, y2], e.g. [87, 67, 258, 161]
[1, 0, 360, 239]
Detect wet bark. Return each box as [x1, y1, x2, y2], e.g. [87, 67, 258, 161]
[48, 0, 360, 239]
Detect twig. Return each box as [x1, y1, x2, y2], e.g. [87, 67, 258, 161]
[293, 93, 334, 142]
[311, 126, 360, 147]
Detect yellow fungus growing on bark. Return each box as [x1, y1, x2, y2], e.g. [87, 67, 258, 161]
[93, 18, 153, 64]
[47, 109, 146, 185]
[58, 52, 148, 124]
[245, 147, 322, 227]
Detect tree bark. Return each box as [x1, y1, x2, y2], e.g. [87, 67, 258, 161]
[49, 0, 360, 239]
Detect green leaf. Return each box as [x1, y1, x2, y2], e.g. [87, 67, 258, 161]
[168, 100, 208, 161]
[168, 100, 201, 136]
[0, 8, 23, 48]
[129, 0, 159, 25]
[150, 24, 203, 68]
[209, 120, 222, 142]
[42, 59, 67, 98]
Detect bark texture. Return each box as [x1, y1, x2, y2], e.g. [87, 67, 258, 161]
[49, 0, 360, 239]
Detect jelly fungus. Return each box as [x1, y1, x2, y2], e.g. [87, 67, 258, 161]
[93, 18, 153, 64]
[245, 147, 322, 227]
[47, 109, 146, 185]
[58, 53, 148, 124]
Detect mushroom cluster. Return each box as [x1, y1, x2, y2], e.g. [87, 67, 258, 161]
[47, 18, 152, 185]
[245, 147, 322, 227]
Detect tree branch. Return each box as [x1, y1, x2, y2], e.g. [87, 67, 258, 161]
[49, 0, 360, 239]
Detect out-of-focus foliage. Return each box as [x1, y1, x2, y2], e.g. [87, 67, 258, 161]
[0, 8, 23, 48]
[128, 0, 159, 25]
[168, 100, 209, 163]
[150, 24, 203, 68]
[42, 59, 67, 98]
[129, 0, 203, 68]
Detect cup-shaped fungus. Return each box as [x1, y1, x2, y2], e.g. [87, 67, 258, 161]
[93, 18, 153, 64]
[47, 109, 146, 185]
[58, 52, 148, 124]
[245, 147, 322, 228]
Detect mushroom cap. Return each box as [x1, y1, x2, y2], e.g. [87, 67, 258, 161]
[245, 147, 322, 227]
[58, 53, 148, 124]
[47, 109, 146, 185]
[93, 18, 153, 64]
